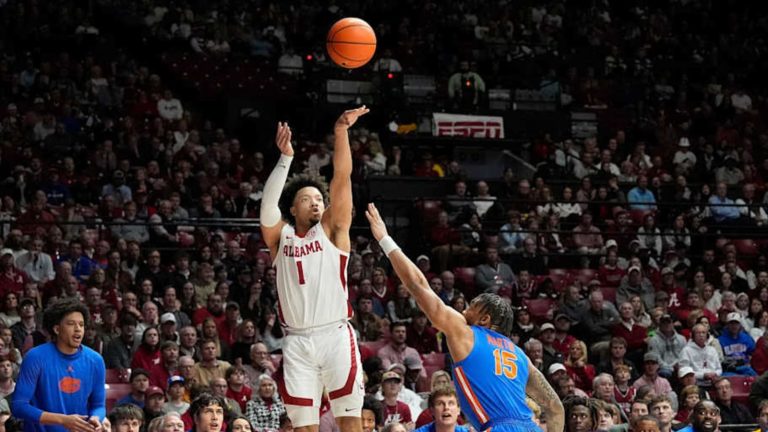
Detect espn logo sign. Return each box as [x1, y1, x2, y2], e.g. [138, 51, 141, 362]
[433, 113, 504, 139]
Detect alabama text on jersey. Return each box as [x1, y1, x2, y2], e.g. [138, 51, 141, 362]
[274, 223, 353, 330]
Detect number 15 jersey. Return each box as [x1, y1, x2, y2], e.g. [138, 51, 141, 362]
[452, 326, 535, 431]
[274, 223, 353, 330]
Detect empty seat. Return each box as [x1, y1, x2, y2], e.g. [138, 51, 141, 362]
[734, 239, 759, 256]
[105, 368, 130, 384]
[727, 376, 754, 405]
[106, 383, 132, 411]
[522, 298, 556, 324]
[574, 269, 597, 285]
[422, 352, 446, 369]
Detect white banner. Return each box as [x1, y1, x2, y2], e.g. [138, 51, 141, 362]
[432, 113, 504, 139]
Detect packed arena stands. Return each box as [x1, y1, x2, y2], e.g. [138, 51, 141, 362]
[2, 0, 768, 431]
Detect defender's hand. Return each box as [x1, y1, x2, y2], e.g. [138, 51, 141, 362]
[275, 122, 293, 156]
[335, 106, 370, 130]
[365, 203, 389, 241]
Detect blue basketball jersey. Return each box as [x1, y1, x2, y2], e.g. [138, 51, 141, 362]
[451, 326, 540, 432]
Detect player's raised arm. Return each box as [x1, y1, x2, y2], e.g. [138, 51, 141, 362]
[526, 359, 565, 432]
[324, 106, 370, 242]
[365, 203, 471, 341]
[260, 122, 293, 258]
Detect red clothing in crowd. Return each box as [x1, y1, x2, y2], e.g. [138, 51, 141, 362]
[552, 333, 577, 357]
[131, 346, 161, 371]
[218, 320, 238, 346]
[429, 226, 461, 246]
[675, 407, 692, 424]
[149, 363, 177, 391]
[598, 265, 625, 288]
[612, 321, 647, 352]
[193, 309, 226, 327]
[674, 307, 717, 328]
[227, 386, 253, 412]
[752, 337, 768, 376]
[383, 401, 412, 425]
[0, 269, 29, 298]
[614, 385, 637, 416]
[406, 325, 439, 354]
[566, 363, 596, 392]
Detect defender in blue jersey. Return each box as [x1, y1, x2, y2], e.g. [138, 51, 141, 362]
[365, 204, 564, 432]
[12, 297, 107, 432]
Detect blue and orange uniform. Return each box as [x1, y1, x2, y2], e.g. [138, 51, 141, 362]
[452, 326, 541, 432]
[12, 342, 106, 432]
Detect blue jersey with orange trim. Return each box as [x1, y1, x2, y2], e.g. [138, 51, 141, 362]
[451, 326, 535, 432]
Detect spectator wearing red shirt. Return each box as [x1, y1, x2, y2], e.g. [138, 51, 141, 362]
[674, 291, 717, 326]
[193, 292, 227, 327]
[0, 252, 29, 299]
[218, 302, 241, 346]
[659, 267, 686, 311]
[15, 200, 56, 236]
[598, 245, 625, 288]
[380, 371, 413, 427]
[149, 340, 180, 390]
[132, 326, 162, 371]
[406, 311, 439, 354]
[612, 302, 647, 359]
[225, 365, 253, 412]
[429, 211, 468, 273]
[564, 340, 596, 393]
[552, 313, 577, 357]
[370, 266, 394, 306]
[752, 332, 768, 375]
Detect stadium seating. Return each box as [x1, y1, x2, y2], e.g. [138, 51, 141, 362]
[522, 298, 556, 324]
[105, 384, 132, 412]
[105, 369, 130, 384]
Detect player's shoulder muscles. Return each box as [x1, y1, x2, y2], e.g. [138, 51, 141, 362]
[441, 313, 474, 361]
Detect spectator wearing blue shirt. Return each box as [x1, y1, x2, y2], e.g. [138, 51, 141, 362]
[413, 387, 469, 432]
[116, 369, 151, 408]
[498, 210, 526, 254]
[57, 240, 95, 282]
[627, 176, 657, 211]
[12, 297, 107, 432]
[718, 312, 757, 376]
[708, 182, 742, 223]
[100, 170, 133, 207]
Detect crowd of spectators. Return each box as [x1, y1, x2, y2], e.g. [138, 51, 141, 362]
[2, 0, 768, 432]
[99, 0, 768, 116]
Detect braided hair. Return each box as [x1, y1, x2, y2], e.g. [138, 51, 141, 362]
[471, 293, 515, 337]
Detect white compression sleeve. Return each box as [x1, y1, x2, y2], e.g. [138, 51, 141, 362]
[260, 154, 293, 227]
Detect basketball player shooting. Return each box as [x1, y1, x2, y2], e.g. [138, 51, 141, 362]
[260, 106, 370, 432]
[364, 203, 565, 432]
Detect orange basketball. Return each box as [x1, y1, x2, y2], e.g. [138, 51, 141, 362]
[327, 17, 377, 69]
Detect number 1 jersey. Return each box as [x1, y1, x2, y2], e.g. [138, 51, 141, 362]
[274, 223, 353, 330]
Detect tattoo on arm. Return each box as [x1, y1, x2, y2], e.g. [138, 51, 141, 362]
[527, 365, 564, 432]
[528, 367, 559, 406]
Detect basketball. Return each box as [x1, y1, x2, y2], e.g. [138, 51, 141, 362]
[326, 17, 377, 69]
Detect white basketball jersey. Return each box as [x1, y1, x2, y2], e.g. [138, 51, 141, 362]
[274, 223, 352, 330]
